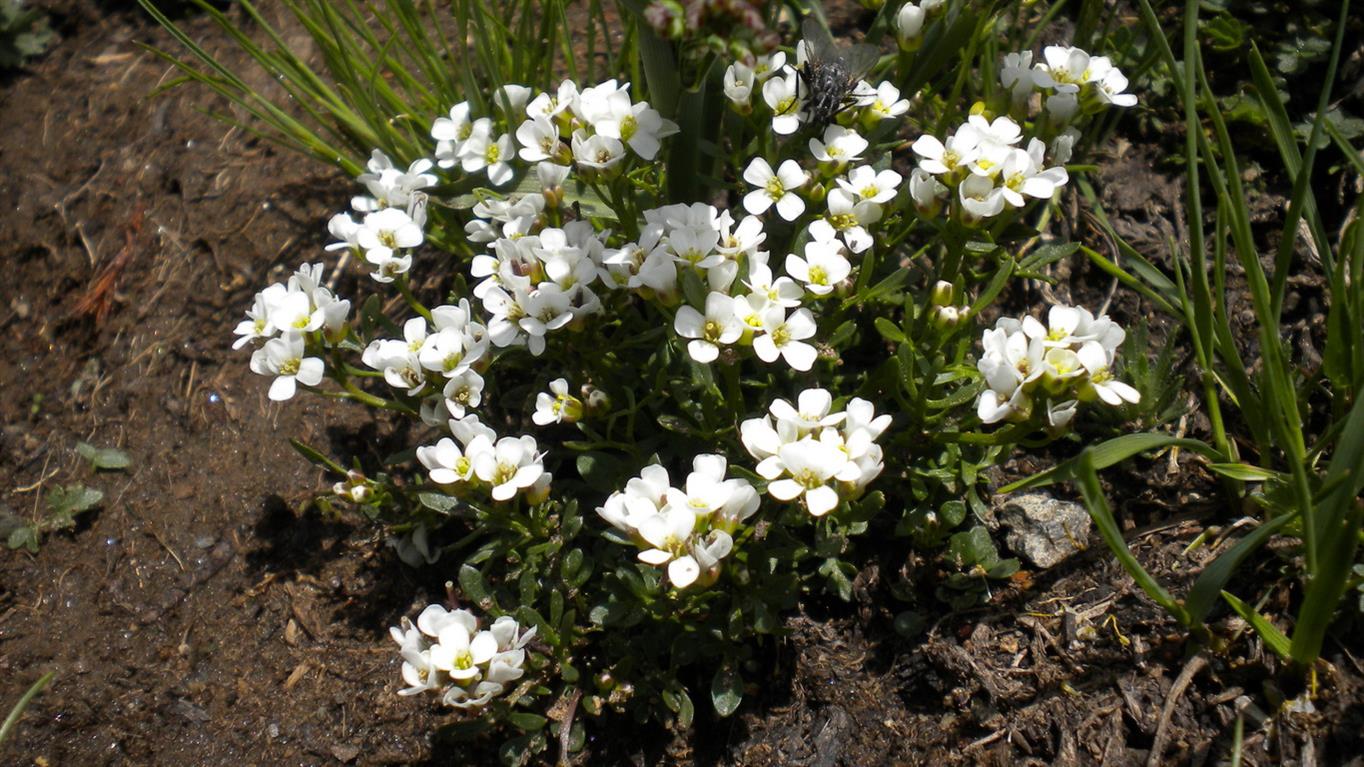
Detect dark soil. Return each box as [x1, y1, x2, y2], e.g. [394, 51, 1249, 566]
[1, 2, 1361, 766]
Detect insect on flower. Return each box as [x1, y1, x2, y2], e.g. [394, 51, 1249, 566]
[796, 17, 879, 128]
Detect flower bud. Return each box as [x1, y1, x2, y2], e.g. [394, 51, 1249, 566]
[929, 280, 956, 307]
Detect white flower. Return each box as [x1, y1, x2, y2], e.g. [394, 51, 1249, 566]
[666, 454, 734, 517]
[908, 168, 949, 216]
[770, 388, 845, 431]
[766, 437, 848, 517]
[1096, 68, 1137, 107]
[232, 283, 286, 349]
[998, 141, 1068, 207]
[1000, 51, 1037, 104]
[837, 165, 902, 204]
[473, 436, 548, 501]
[809, 188, 881, 253]
[808, 125, 867, 166]
[913, 124, 979, 176]
[249, 332, 324, 401]
[743, 157, 809, 221]
[1078, 341, 1141, 405]
[762, 68, 803, 135]
[860, 82, 910, 123]
[896, 3, 926, 46]
[516, 117, 563, 163]
[594, 101, 678, 161]
[442, 370, 485, 418]
[431, 622, 498, 681]
[572, 78, 631, 127]
[637, 505, 702, 587]
[533, 378, 584, 425]
[417, 436, 479, 485]
[432, 102, 475, 168]
[571, 131, 627, 172]
[1033, 45, 1094, 90]
[958, 174, 1006, 220]
[358, 208, 423, 281]
[387, 523, 440, 566]
[724, 61, 755, 106]
[527, 80, 579, 121]
[460, 130, 515, 186]
[966, 114, 1023, 176]
[1051, 126, 1081, 164]
[390, 620, 441, 696]
[743, 261, 804, 308]
[753, 305, 818, 371]
[674, 292, 742, 363]
[355, 150, 436, 212]
[785, 239, 851, 296]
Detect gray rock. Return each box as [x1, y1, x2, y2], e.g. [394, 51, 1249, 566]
[996, 493, 1091, 569]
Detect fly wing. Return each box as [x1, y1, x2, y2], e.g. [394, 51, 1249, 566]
[840, 43, 881, 82]
[800, 16, 840, 65]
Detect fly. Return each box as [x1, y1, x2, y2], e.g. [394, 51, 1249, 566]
[796, 17, 879, 128]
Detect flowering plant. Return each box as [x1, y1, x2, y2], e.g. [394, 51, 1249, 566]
[216, 2, 1147, 759]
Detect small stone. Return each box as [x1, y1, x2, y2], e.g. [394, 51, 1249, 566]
[996, 492, 1091, 569]
[331, 744, 361, 763]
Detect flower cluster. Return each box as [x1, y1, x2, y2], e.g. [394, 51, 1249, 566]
[390, 604, 535, 709]
[327, 151, 434, 283]
[597, 455, 759, 589]
[235, 263, 350, 401]
[976, 304, 1140, 428]
[362, 299, 491, 421]
[722, 37, 910, 137]
[433, 79, 678, 188]
[911, 113, 1069, 222]
[741, 389, 889, 516]
[1003, 46, 1138, 119]
[416, 414, 551, 503]
[470, 215, 608, 356]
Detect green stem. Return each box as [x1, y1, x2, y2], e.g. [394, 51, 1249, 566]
[394, 273, 433, 323]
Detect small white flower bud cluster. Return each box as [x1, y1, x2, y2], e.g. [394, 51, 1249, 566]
[597, 455, 759, 589]
[741, 389, 890, 517]
[977, 304, 1141, 429]
[235, 262, 350, 401]
[390, 604, 535, 709]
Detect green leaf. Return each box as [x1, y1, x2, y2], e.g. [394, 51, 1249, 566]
[1186, 512, 1296, 623]
[1222, 591, 1291, 659]
[1205, 463, 1284, 483]
[660, 684, 694, 728]
[1000, 434, 1220, 493]
[576, 452, 625, 494]
[458, 564, 493, 607]
[507, 712, 548, 732]
[6, 526, 38, 554]
[417, 492, 460, 514]
[1074, 451, 1190, 626]
[75, 442, 131, 471]
[45, 485, 103, 519]
[288, 438, 347, 475]
[710, 663, 743, 717]
[873, 317, 907, 344]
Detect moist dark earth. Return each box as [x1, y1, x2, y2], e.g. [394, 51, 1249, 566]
[1, 2, 1361, 766]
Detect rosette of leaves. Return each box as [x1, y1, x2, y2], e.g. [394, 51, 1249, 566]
[0, 0, 52, 70]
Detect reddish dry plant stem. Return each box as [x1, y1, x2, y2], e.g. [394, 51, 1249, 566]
[74, 203, 145, 324]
